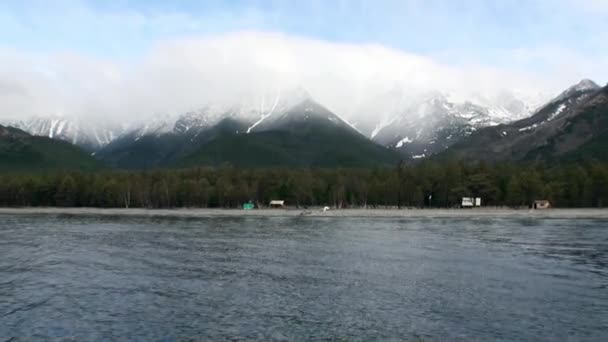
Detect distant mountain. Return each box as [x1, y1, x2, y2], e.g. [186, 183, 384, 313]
[0, 125, 100, 172]
[4, 84, 551, 163]
[6, 117, 126, 152]
[95, 116, 250, 169]
[94, 88, 315, 168]
[8, 81, 590, 168]
[177, 99, 400, 168]
[437, 80, 607, 162]
[352, 88, 543, 159]
[6, 85, 547, 157]
[96, 97, 400, 169]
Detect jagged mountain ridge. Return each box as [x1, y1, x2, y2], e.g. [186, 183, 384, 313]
[5, 117, 127, 152]
[96, 97, 401, 168]
[354, 88, 547, 159]
[4, 85, 548, 156]
[95, 78, 605, 168]
[176, 98, 401, 168]
[436, 80, 606, 162]
[94, 89, 315, 168]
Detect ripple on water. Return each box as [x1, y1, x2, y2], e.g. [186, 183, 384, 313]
[0, 215, 607, 341]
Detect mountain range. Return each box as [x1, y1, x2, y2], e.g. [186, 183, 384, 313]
[1, 79, 606, 170]
[438, 79, 606, 162]
[351, 87, 543, 159]
[95, 97, 401, 168]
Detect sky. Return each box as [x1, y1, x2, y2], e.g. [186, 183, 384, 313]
[0, 0, 606, 121]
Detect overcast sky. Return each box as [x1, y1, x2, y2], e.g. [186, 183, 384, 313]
[0, 0, 606, 121]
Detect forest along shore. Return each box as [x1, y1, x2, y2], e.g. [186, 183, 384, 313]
[1, 207, 608, 219]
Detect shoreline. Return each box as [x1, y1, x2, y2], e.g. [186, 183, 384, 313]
[1, 207, 608, 219]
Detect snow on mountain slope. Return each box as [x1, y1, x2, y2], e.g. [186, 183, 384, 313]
[511, 80, 601, 133]
[244, 87, 313, 133]
[4, 81, 580, 160]
[166, 86, 361, 137]
[551, 79, 600, 104]
[136, 87, 314, 138]
[437, 81, 608, 162]
[173, 107, 229, 134]
[247, 97, 359, 134]
[5, 117, 127, 151]
[350, 86, 553, 158]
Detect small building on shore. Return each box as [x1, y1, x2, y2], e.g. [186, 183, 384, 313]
[461, 197, 482, 208]
[532, 200, 551, 209]
[269, 200, 285, 208]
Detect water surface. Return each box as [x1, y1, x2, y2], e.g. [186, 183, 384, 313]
[1, 215, 607, 340]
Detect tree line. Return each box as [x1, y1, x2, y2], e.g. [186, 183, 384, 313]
[0, 161, 607, 208]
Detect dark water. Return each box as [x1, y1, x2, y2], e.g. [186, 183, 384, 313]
[1, 215, 607, 341]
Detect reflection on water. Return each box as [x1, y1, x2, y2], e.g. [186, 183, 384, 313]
[1, 215, 607, 340]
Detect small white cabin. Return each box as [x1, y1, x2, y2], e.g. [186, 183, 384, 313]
[462, 197, 482, 208]
[269, 200, 285, 208]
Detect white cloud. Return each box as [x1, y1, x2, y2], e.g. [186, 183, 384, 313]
[1, 0, 606, 126]
[0, 31, 595, 124]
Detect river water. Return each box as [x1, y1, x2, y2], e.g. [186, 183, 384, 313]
[1, 214, 607, 341]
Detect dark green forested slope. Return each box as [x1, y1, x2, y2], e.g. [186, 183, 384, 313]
[560, 130, 608, 162]
[525, 89, 608, 162]
[177, 129, 400, 168]
[95, 119, 249, 169]
[0, 125, 100, 172]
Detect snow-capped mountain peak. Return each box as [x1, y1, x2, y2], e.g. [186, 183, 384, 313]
[147, 86, 316, 136]
[572, 79, 600, 92]
[346, 85, 555, 159]
[132, 113, 175, 139]
[553, 79, 600, 103]
[173, 105, 237, 135]
[245, 86, 313, 133]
